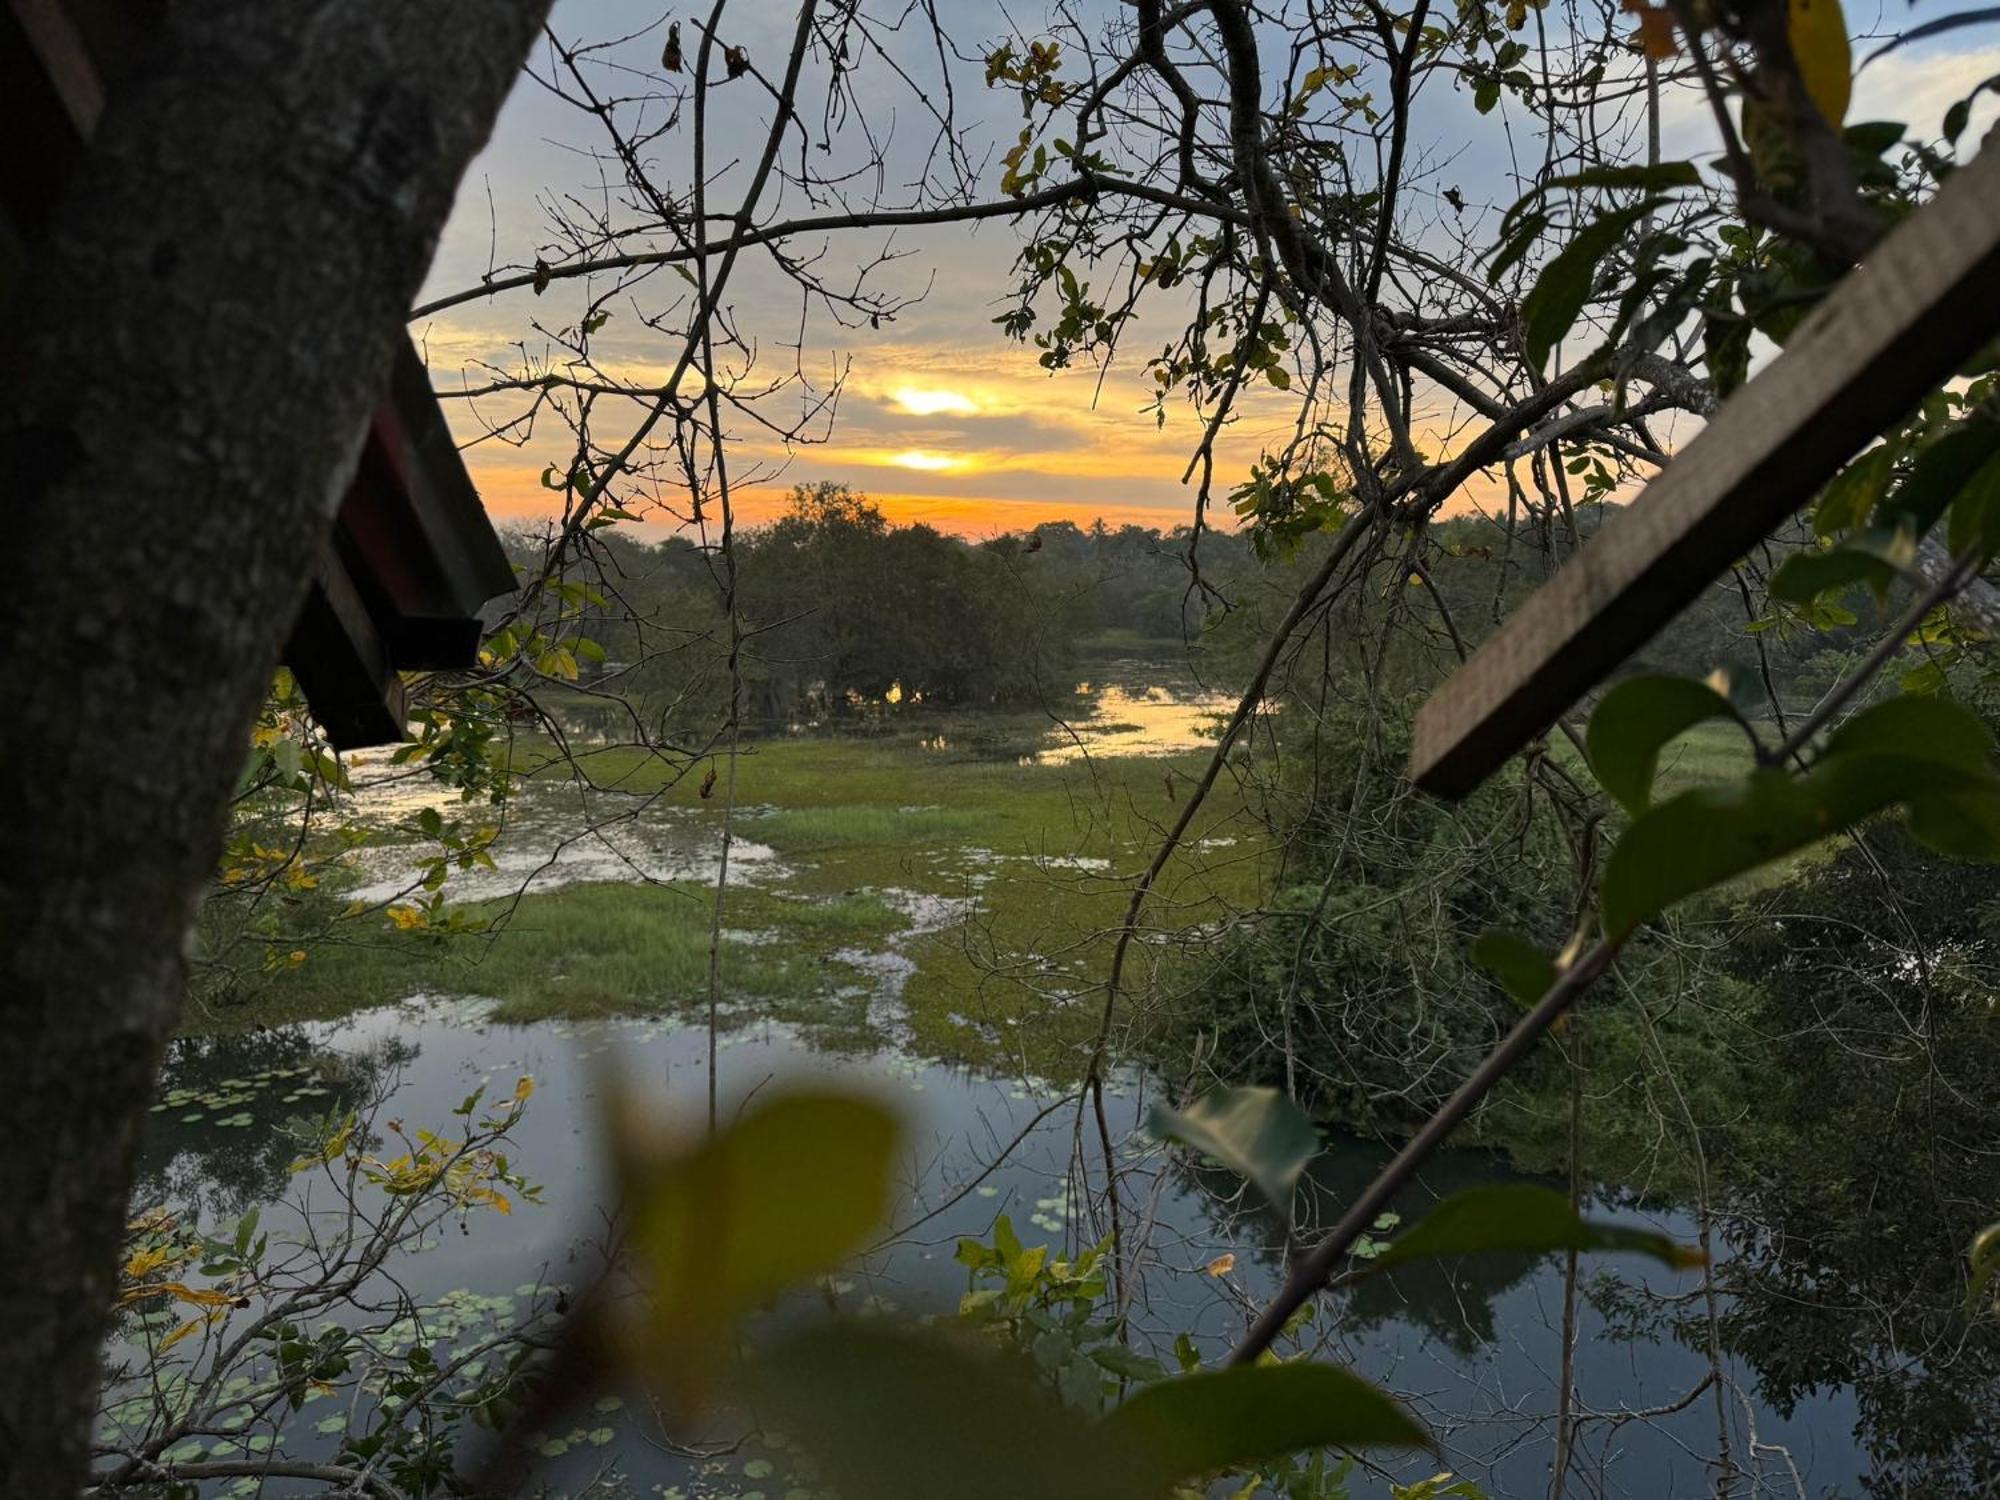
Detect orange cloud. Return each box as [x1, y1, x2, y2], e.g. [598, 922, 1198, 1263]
[733, 487, 1210, 535]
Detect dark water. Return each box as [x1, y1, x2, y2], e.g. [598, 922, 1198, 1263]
[122, 999, 1869, 1499]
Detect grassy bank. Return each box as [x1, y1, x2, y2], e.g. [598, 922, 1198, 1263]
[194, 718, 1267, 1079]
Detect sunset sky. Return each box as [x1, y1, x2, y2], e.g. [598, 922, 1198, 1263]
[410, 0, 2000, 540]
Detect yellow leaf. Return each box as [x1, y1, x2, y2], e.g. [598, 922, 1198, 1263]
[289, 1115, 355, 1173]
[617, 1085, 904, 1403]
[160, 1315, 214, 1351]
[1788, 0, 1850, 126]
[123, 1246, 174, 1279]
[1621, 0, 1679, 60]
[117, 1281, 237, 1311]
[1206, 1253, 1237, 1277]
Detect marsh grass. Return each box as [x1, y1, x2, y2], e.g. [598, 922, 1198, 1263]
[748, 804, 990, 853]
[198, 884, 905, 1030]
[201, 724, 1262, 1079]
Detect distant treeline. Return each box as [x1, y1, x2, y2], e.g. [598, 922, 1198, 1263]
[512, 484, 1232, 726]
[514, 484, 1857, 730]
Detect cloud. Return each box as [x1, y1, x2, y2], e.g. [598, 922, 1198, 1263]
[1651, 36, 2000, 154]
[1851, 40, 2000, 129]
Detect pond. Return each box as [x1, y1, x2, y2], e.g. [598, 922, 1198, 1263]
[124, 994, 1869, 1499]
[1029, 658, 1236, 765]
[145, 655, 1975, 1497]
[336, 656, 1234, 908]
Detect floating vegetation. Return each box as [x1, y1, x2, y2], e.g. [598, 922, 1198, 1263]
[149, 1065, 341, 1129]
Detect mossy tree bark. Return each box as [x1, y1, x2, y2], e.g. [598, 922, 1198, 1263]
[0, 3, 546, 1491]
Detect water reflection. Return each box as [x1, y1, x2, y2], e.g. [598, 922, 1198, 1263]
[338, 783, 786, 907]
[1032, 661, 1234, 764]
[129, 1003, 1869, 1499]
[136, 1029, 403, 1224]
[768, 658, 1234, 765]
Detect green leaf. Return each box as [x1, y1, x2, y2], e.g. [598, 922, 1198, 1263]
[1822, 693, 1992, 771]
[1842, 120, 1905, 156]
[1901, 658, 1951, 696]
[1488, 209, 1548, 284]
[1468, 930, 1554, 1008]
[1768, 546, 1896, 606]
[1099, 1364, 1430, 1485]
[621, 1089, 902, 1382]
[1599, 771, 1827, 936]
[1520, 203, 1655, 370]
[1601, 698, 2000, 936]
[1366, 1185, 1702, 1273]
[1814, 446, 1894, 536]
[1945, 451, 2000, 557]
[1879, 416, 2000, 536]
[1499, 162, 1698, 242]
[748, 1322, 1128, 1500]
[1586, 675, 1739, 818]
[1829, 697, 2000, 858]
[1150, 1086, 1319, 1214]
[1090, 1344, 1167, 1382]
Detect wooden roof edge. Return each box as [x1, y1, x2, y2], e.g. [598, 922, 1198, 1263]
[285, 552, 409, 751]
[379, 337, 518, 612]
[1409, 140, 2000, 800]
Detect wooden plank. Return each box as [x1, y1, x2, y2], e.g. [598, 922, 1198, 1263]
[380, 339, 518, 612]
[1411, 142, 2000, 799]
[8, 0, 105, 135]
[284, 553, 408, 750]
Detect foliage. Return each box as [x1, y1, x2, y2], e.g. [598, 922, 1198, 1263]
[1150, 1085, 1322, 1216]
[1716, 831, 2000, 1489]
[144, 2, 2000, 1495]
[96, 1082, 550, 1497]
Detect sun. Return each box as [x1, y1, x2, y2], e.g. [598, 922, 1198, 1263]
[891, 386, 978, 417]
[889, 449, 966, 473]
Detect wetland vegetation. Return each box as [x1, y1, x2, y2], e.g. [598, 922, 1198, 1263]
[19, 3, 2000, 1498]
[132, 491, 2000, 1500]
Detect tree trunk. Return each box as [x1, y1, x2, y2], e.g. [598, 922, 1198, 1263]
[0, 3, 547, 1491]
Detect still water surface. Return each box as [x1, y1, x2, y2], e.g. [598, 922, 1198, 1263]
[125, 662, 1881, 1495]
[134, 998, 1865, 1498]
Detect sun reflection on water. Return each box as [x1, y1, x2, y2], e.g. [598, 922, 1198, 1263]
[1033, 669, 1234, 764]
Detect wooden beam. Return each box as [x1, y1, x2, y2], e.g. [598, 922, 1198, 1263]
[1410, 142, 2000, 799]
[8, 0, 105, 135]
[284, 553, 408, 751]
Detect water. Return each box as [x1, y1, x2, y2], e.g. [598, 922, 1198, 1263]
[136, 661, 1938, 1495]
[335, 658, 1228, 903]
[125, 1000, 1869, 1499]
[1031, 660, 1235, 765]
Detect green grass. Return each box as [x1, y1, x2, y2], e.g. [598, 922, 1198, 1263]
[748, 803, 991, 853]
[194, 884, 906, 1031]
[1546, 715, 1760, 791]
[1648, 717, 1761, 792]
[196, 723, 1266, 1080]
